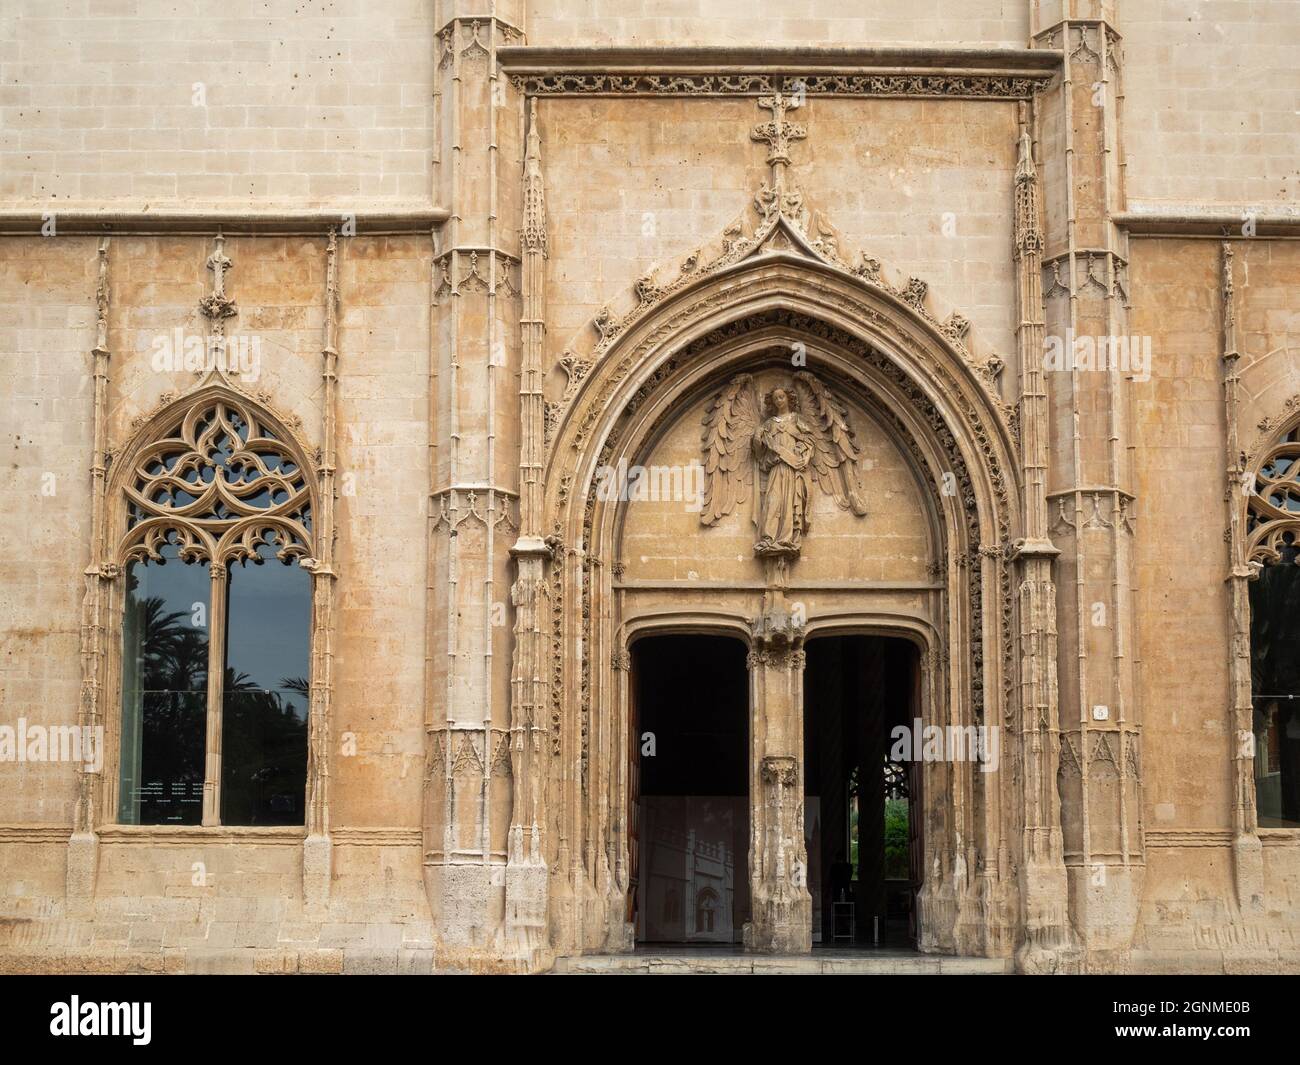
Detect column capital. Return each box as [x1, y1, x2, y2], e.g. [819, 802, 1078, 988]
[1011, 536, 1061, 561]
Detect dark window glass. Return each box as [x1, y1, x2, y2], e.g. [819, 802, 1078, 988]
[118, 544, 210, 825]
[1250, 557, 1300, 828]
[219, 542, 310, 826]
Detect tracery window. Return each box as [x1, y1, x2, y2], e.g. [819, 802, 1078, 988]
[116, 395, 313, 827]
[1247, 424, 1300, 829]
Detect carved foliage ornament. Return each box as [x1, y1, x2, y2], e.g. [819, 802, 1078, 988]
[761, 755, 799, 787]
[121, 394, 313, 567]
[700, 371, 867, 558]
[508, 73, 1044, 100]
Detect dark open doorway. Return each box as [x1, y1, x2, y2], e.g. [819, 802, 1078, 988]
[630, 633, 750, 944]
[804, 634, 922, 948]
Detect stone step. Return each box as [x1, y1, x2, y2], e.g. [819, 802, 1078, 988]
[552, 950, 1011, 975]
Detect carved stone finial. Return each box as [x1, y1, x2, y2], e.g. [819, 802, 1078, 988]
[93, 236, 110, 354]
[856, 254, 883, 285]
[1221, 242, 1238, 353]
[751, 91, 807, 169]
[199, 229, 238, 326]
[523, 98, 548, 257]
[943, 312, 972, 343]
[558, 351, 591, 387]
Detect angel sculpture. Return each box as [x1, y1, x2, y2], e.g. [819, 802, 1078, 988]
[700, 371, 868, 559]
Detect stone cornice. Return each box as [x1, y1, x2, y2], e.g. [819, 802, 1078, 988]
[501, 45, 1060, 98]
[1116, 205, 1300, 238]
[0, 823, 71, 844]
[501, 44, 1062, 74]
[1145, 829, 1234, 848]
[0, 205, 450, 236]
[332, 827, 422, 847]
[95, 825, 307, 846]
[613, 579, 943, 591]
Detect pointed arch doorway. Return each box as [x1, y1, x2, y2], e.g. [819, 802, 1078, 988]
[604, 328, 958, 955]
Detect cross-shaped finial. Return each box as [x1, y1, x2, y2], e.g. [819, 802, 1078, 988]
[751, 91, 807, 168]
[200, 230, 237, 323]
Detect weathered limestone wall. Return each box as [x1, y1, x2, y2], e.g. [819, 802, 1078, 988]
[525, 0, 1029, 47]
[6, 0, 1171, 220]
[3, 832, 434, 974]
[1130, 239, 1232, 831]
[333, 234, 431, 829]
[0, 0, 437, 205]
[1128, 236, 1300, 971]
[805, 98, 1020, 366]
[108, 235, 324, 432]
[0, 237, 96, 825]
[542, 95, 761, 360]
[0, 231, 435, 972]
[1123, 2, 1300, 206]
[1234, 242, 1300, 414]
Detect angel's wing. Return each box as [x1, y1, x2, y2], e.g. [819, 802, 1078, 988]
[700, 373, 762, 526]
[793, 371, 868, 516]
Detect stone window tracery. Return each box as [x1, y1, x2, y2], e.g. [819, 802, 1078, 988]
[115, 392, 315, 827]
[121, 397, 313, 567]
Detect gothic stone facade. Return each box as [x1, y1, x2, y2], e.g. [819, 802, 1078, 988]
[1, 1, 1299, 974]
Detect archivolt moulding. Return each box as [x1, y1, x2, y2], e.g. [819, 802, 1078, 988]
[569, 306, 1016, 726]
[546, 261, 1020, 553]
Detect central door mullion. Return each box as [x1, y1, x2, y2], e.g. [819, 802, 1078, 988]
[744, 576, 813, 954]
